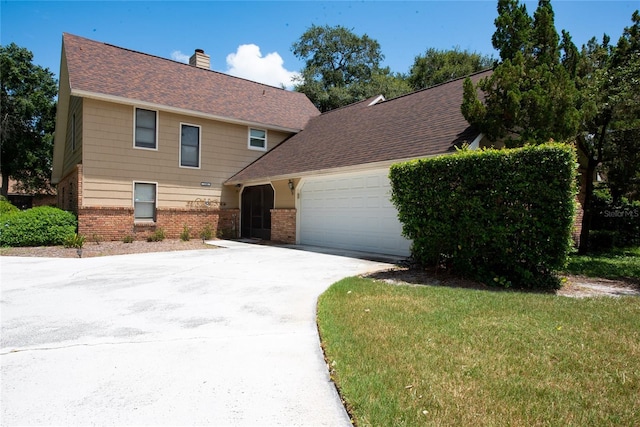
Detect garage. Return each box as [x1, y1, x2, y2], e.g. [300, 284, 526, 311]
[298, 169, 412, 257]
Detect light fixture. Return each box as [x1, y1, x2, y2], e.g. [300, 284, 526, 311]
[288, 179, 295, 195]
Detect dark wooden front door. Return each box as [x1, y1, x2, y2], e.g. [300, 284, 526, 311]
[241, 184, 274, 240]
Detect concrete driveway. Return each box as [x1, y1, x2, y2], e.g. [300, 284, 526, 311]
[1, 240, 397, 426]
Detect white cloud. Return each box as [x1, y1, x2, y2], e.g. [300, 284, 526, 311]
[171, 50, 190, 64]
[225, 44, 300, 89]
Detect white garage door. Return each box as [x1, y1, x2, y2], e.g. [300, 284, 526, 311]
[299, 169, 411, 256]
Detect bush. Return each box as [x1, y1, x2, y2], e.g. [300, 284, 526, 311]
[122, 235, 134, 243]
[147, 227, 166, 242]
[200, 224, 213, 241]
[180, 224, 191, 241]
[64, 233, 86, 249]
[390, 143, 577, 290]
[0, 206, 77, 247]
[0, 197, 19, 216]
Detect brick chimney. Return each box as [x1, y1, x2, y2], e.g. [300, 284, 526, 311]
[189, 49, 210, 70]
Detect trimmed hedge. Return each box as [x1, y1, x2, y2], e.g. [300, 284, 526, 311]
[0, 206, 77, 247]
[390, 144, 577, 290]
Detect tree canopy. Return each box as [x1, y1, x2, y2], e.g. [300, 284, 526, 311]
[1, 43, 57, 197]
[292, 25, 388, 112]
[408, 47, 493, 91]
[461, 0, 640, 252]
[461, 0, 580, 145]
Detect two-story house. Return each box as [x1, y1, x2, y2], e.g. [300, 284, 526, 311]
[52, 33, 319, 242]
[53, 34, 491, 256]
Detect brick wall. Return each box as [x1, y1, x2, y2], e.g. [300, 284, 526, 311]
[77, 207, 240, 242]
[79, 207, 134, 241]
[270, 208, 296, 244]
[572, 165, 589, 248]
[156, 208, 240, 240]
[573, 199, 584, 247]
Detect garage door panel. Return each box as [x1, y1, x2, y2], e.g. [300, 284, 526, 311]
[299, 170, 411, 256]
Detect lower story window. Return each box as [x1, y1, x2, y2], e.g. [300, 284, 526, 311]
[134, 182, 156, 221]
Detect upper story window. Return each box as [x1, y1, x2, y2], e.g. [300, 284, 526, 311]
[180, 123, 201, 168]
[134, 108, 157, 149]
[248, 128, 267, 151]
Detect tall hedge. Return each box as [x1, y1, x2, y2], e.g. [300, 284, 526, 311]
[389, 144, 577, 289]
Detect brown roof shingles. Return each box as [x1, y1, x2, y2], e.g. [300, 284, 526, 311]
[63, 33, 319, 130]
[227, 69, 492, 183]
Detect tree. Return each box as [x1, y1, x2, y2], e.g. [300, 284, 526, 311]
[356, 67, 412, 101]
[408, 47, 493, 90]
[461, 0, 580, 146]
[603, 11, 640, 202]
[462, 1, 640, 253]
[292, 25, 386, 111]
[575, 11, 640, 251]
[1, 43, 57, 197]
[491, 0, 532, 62]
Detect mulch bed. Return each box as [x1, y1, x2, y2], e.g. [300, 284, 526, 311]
[0, 239, 218, 258]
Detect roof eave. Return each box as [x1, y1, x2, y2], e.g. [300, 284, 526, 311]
[225, 153, 448, 186]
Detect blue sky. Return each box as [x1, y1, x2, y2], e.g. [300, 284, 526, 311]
[2, 1, 638, 88]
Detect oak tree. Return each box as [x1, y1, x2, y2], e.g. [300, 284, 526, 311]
[1, 43, 57, 197]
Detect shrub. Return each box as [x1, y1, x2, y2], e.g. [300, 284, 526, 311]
[390, 143, 577, 290]
[180, 224, 191, 241]
[122, 235, 135, 243]
[0, 206, 77, 247]
[147, 227, 166, 242]
[1, 197, 19, 216]
[200, 224, 213, 241]
[64, 233, 86, 249]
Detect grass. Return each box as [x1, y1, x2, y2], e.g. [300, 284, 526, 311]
[564, 247, 640, 280]
[317, 277, 640, 426]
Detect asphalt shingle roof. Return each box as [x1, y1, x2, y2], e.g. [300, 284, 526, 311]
[62, 33, 320, 131]
[227, 69, 492, 183]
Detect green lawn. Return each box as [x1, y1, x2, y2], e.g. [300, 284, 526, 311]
[317, 277, 640, 426]
[564, 247, 640, 280]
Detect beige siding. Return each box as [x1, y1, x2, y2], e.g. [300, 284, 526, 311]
[273, 178, 298, 209]
[61, 96, 83, 177]
[81, 98, 293, 209]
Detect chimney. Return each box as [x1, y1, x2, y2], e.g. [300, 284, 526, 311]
[189, 49, 210, 70]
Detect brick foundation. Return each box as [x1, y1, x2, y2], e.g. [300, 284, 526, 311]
[78, 206, 240, 242]
[270, 208, 296, 244]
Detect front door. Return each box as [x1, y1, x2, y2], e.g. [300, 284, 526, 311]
[241, 184, 274, 240]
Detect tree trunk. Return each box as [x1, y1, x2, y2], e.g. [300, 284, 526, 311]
[578, 159, 597, 254]
[1, 171, 9, 198]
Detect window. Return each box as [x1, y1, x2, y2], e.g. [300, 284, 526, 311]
[134, 108, 157, 149]
[134, 182, 156, 221]
[248, 128, 267, 151]
[180, 124, 200, 168]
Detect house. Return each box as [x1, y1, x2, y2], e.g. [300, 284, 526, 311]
[52, 33, 490, 256]
[52, 33, 319, 241]
[0, 178, 56, 210]
[227, 71, 491, 256]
